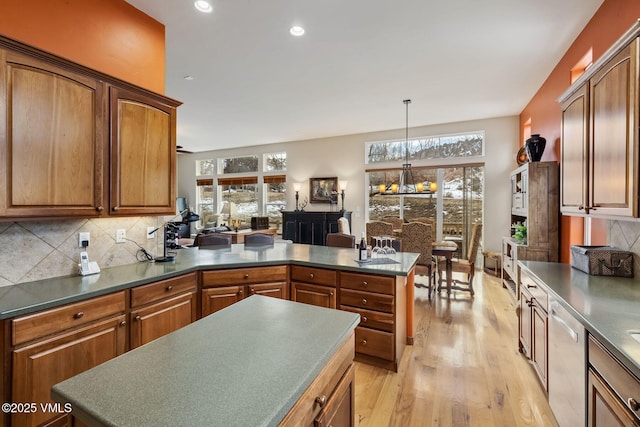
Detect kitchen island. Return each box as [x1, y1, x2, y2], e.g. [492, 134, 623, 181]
[52, 295, 360, 427]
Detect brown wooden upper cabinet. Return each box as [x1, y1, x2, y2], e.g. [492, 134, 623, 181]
[0, 48, 108, 218]
[559, 28, 640, 218]
[0, 36, 180, 219]
[110, 86, 178, 216]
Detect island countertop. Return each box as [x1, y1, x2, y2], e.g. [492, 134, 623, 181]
[519, 260, 640, 379]
[0, 243, 418, 320]
[52, 295, 360, 427]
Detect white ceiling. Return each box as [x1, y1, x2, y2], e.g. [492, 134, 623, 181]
[125, 0, 603, 153]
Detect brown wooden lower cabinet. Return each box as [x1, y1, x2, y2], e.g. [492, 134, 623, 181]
[130, 292, 196, 349]
[315, 364, 354, 427]
[291, 282, 336, 309]
[588, 335, 640, 426]
[11, 315, 126, 427]
[201, 282, 288, 317]
[518, 270, 548, 391]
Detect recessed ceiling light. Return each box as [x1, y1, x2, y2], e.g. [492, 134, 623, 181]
[184, 76, 195, 81]
[289, 26, 305, 37]
[194, 1, 213, 13]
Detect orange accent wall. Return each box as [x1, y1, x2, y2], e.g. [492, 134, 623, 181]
[520, 0, 640, 263]
[0, 0, 165, 94]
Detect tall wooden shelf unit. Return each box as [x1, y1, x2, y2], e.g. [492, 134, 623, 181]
[502, 161, 559, 300]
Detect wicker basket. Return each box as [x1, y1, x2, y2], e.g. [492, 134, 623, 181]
[570, 245, 634, 277]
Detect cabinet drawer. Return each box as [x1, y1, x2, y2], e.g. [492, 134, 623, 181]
[340, 271, 394, 295]
[291, 265, 337, 286]
[340, 305, 394, 333]
[589, 335, 640, 416]
[520, 272, 547, 309]
[201, 266, 287, 287]
[355, 326, 394, 361]
[12, 292, 125, 346]
[130, 273, 197, 307]
[340, 289, 394, 313]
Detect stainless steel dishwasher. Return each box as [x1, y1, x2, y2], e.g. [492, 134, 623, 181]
[548, 296, 586, 427]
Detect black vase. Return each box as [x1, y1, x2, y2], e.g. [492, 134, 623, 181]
[525, 134, 546, 162]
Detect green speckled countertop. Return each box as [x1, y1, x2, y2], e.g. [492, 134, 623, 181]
[519, 261, 640, 379]
[52, 295, 360, 427]
[0, 243, 418, 320]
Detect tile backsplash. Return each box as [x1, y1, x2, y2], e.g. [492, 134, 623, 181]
[0, 216, 170, 287]
[608, 220, 640, 275]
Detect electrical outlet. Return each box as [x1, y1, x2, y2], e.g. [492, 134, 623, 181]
[78, 232, 90, 248]
[116, 229, 126, 244]
[147, 227, 156, 239]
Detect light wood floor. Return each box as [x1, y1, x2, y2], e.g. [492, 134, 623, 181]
[354, 271, 559, 427]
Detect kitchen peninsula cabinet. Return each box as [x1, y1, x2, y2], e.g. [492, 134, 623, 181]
[0, 35, 180, 220]
[129, 273, 197, 349]
[201, 266, 288, 316]
[9, 292, 126, 427]
[291, 265, 337, 309]
[559, 23, 640, 218]
[518, 270, 548, 391]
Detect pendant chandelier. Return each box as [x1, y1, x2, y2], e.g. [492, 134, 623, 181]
[377, 99, 437, 196]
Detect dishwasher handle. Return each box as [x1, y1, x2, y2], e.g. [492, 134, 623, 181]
[550, 302, 579, 343]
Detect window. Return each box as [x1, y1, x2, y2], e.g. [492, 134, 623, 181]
[367, 132, 484, 164]
[196, 159, 215, 176]
[196, 179, 214, 225]
[264, 175, 286, 227]
[264, 152, 287, 171]
[218, 177, 259, 223]
[220, 155, 259, 174]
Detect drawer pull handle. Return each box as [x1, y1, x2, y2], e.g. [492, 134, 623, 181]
[315, 395, 327, 408]
[239, 290, 244, 295]
[309, 273, 314, 279]
[113, 206, 119, 212]
[361, 339, 367, 346]
[166, 285, 173, 291]
[96, 206, 104, 212]
[244, 274, 249, 279]
[361, 281, 368, 287]
[119, 320, 127, 327]
[628, 397, 640, 411]
[73, 312, 84, 319]
[135, 315, 141, 321]
[526, 284, 537, 289]
[362, 316, 368, 323]
[250, 288, 256, 294]
[362, 298, 367, 305]
[330, 291, 334, 296]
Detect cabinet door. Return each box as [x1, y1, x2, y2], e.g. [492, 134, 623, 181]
[130, 292, 196, 349]
[248, 282, 288, 300]
[291, 282, 336, 309]
[0, 49, 106, 217]
[589, 39, 638, 217]
[201, 285, 245, 317]
[531, 304, 548, 391]
[519, 288, 532, 357]
[561, 84, 589, 215]
[588, 368, 640, 427]
[315, 365, 354, 427]
[12, 315, 126, 427]
[109, 86, 177, 215]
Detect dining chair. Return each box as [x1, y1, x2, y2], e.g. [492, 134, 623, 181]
[412, 217, 435, 227]
[437, 222, 483, 296]
[382, 216, 404, 231]
[366, 221, 394, 246]
[195, 233, 232, 248]
[337, 217, 351, 235]
[401, 222, 436, 297]
[244, 232, 275, 245]
[326, 233, 356, 248]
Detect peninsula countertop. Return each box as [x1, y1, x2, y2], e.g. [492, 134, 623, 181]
[52, 295, 360, 427]
[519, 260, 640, 379]
[0, 243, 419, 320]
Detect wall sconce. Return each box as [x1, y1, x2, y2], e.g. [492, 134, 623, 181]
[416, 182, 424, 193]
[338, 180, 348, 212]
[429, 181, 437, 192]
[293, 183, 302, 211]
